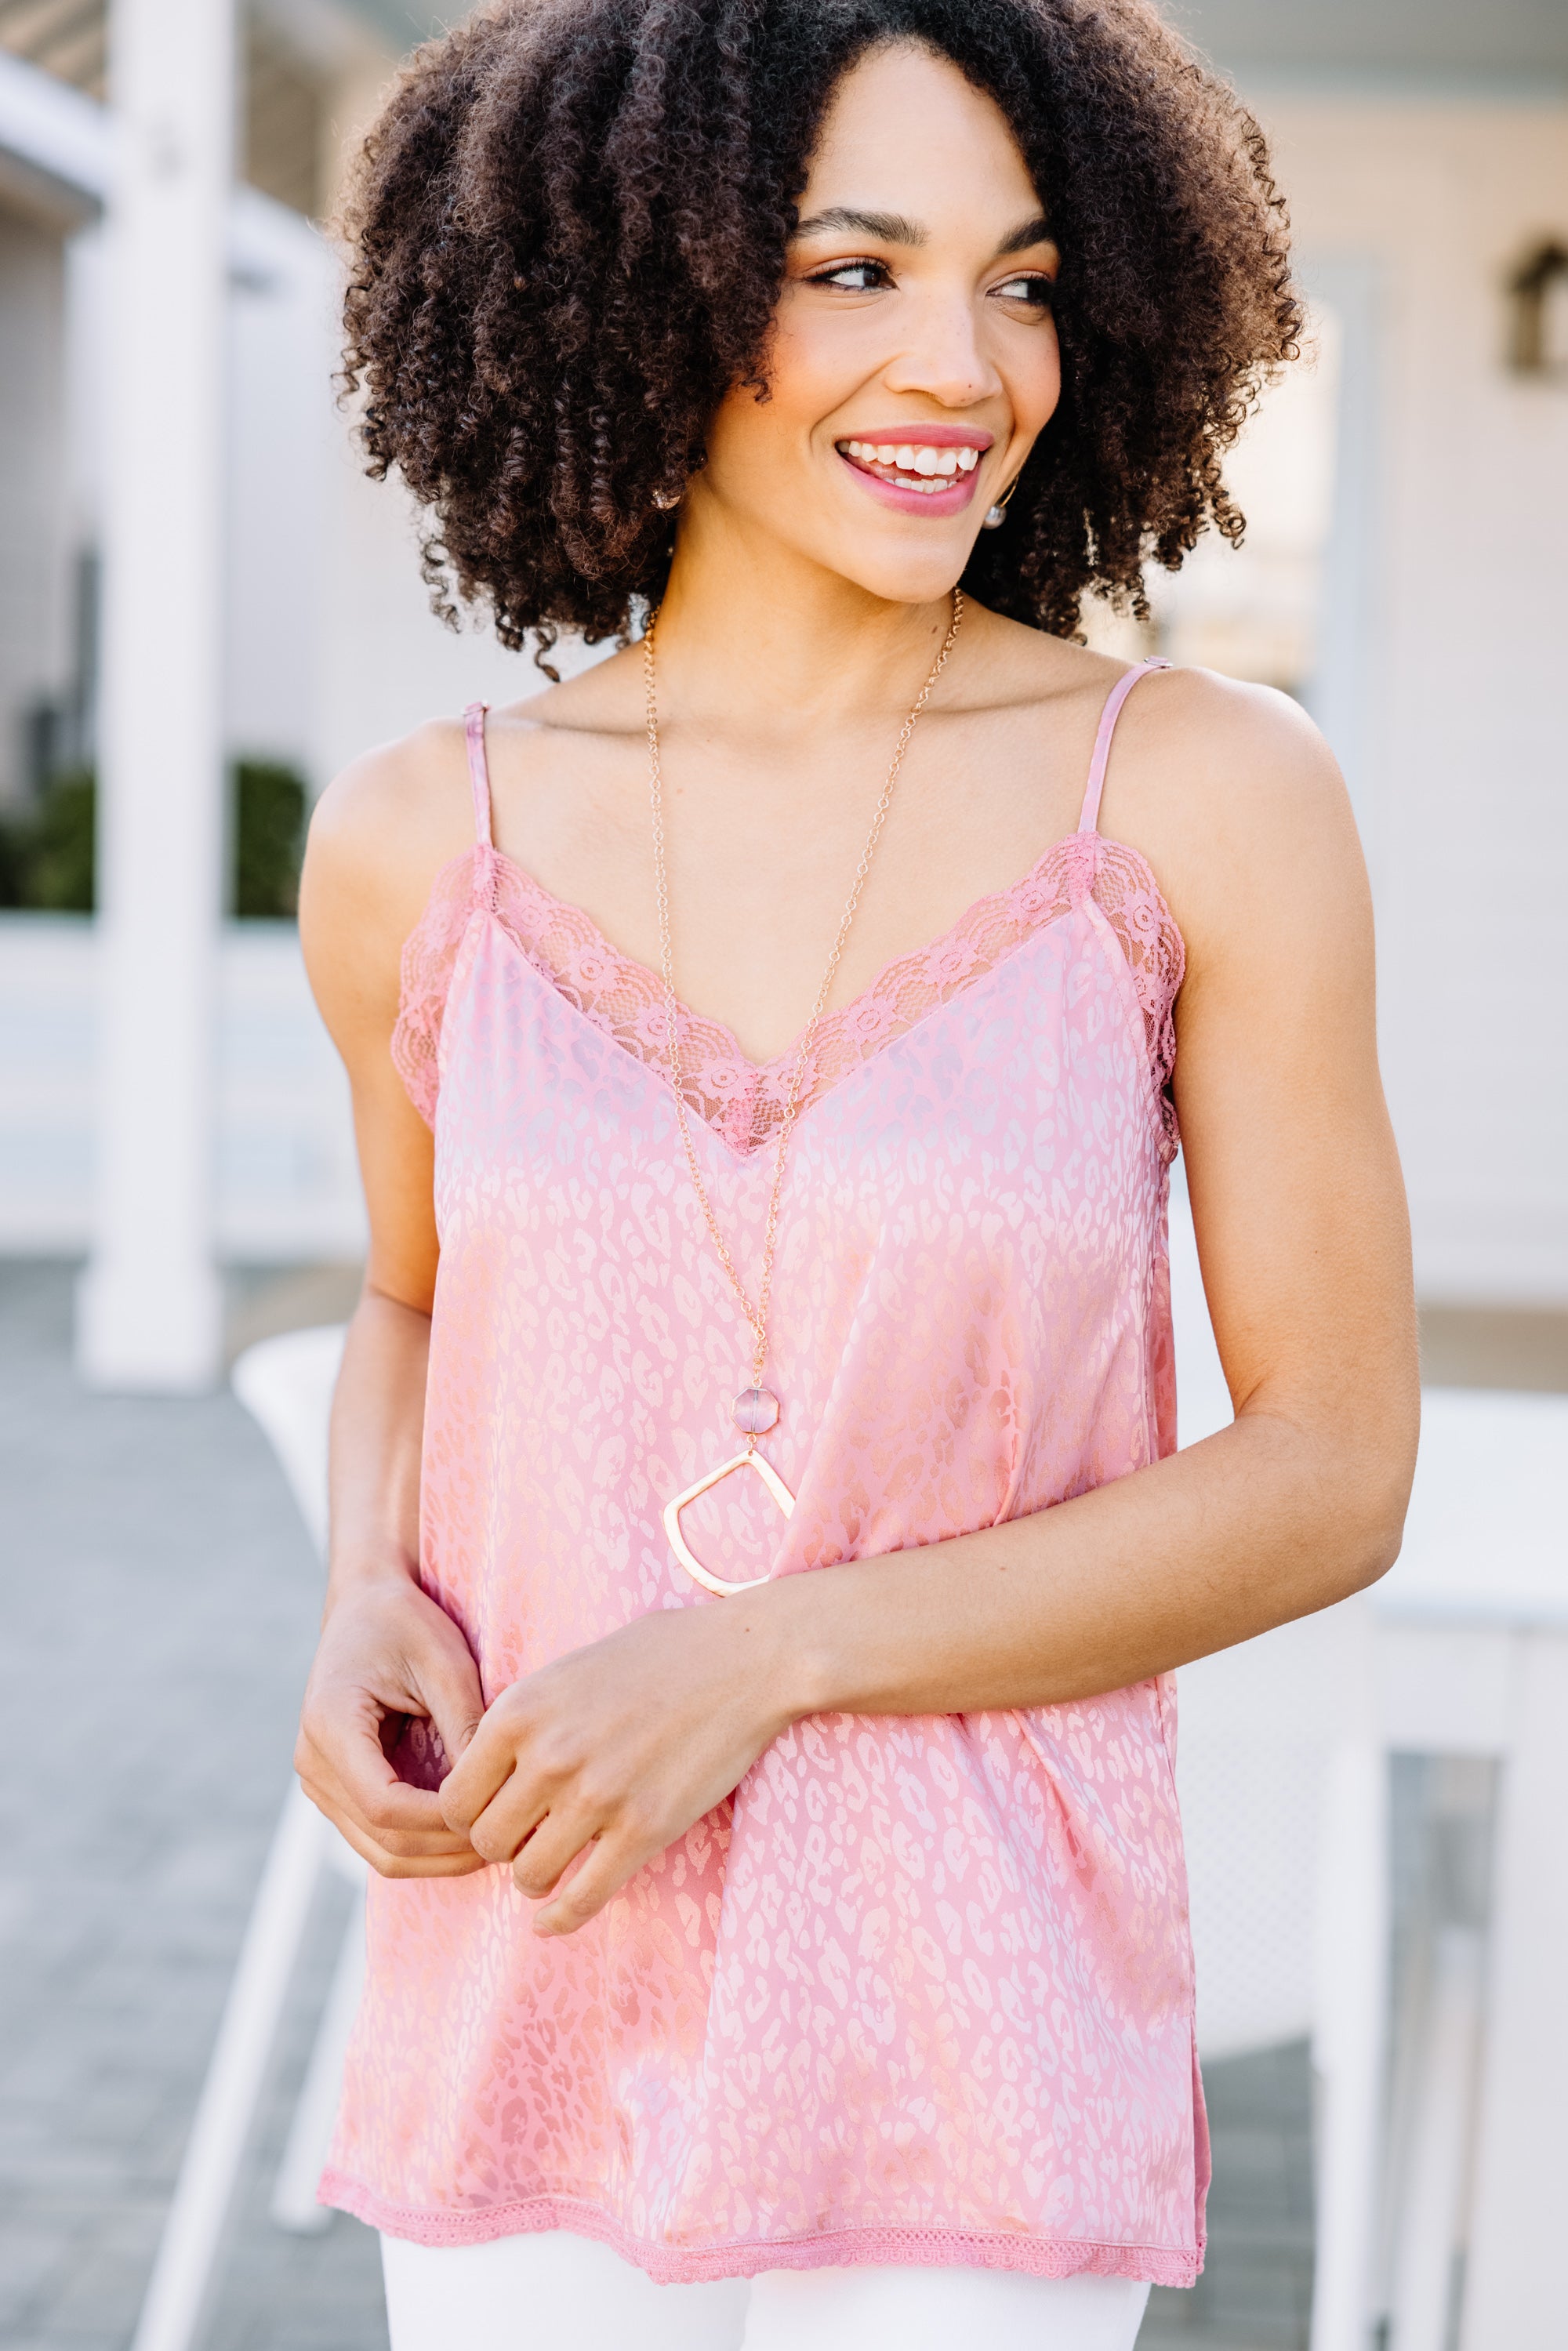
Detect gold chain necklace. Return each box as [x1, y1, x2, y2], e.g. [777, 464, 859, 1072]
[647, 589, 964, 1593]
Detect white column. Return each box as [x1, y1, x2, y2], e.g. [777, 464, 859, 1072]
[1308, 1735, 1389, 2351]
[77, 0, 235, 1389]
[1461, 1631, 1568, 2351]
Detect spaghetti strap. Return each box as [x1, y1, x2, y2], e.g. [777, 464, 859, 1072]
[464, 703, 493, 847]
[1076, 658, 1171, 835]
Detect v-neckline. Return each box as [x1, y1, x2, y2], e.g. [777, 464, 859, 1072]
[397, 664, 1181, 1151]
[482, 826, 1093, 1089]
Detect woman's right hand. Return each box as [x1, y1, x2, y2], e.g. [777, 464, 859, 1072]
[296, 1572, 488, 1878]
[296, 738, 496, 1878]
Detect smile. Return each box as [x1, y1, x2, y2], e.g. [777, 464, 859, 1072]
[846, 437, 992, 491]
[833, 427, 993, 516]
[838, 437, 982, 491]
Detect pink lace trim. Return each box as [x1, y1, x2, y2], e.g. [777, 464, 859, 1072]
[391, 835, 1185, 1159]
[320, 2169, 1202, 2286]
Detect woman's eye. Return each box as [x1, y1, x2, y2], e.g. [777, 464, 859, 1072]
[806, 259, 892, 292]
[992, 274, 1055, 310]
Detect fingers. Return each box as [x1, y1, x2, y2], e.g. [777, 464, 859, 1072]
[296, 1762, 488, 1878]
[463, 1773, 552, 1868]
[417, 1624, 487, 1774]
[303, 1765, 473, 1856]
[296, 1710, 479, 1864]
[326, 1809, 490, 1881]
[511, 1783, 670, 1932]
[326, 1744, 465, 1844]
[499, 1803, 598, 1895]
[294, 1576, 495, 1877]
[438, 1704, 524, 1833]
[531, 1828, 645, 1936]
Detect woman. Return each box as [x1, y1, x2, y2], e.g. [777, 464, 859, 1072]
[297, 4, 1417, 2346]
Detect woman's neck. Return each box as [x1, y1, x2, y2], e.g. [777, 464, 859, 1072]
[651, 506, 958, 740]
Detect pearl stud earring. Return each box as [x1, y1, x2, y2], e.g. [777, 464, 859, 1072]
[982, 478, 1019, 530]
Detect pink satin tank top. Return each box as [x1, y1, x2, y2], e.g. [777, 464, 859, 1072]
[323, 658, 1210, 2286]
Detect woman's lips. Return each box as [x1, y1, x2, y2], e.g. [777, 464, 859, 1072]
[836, 442, 987, 517]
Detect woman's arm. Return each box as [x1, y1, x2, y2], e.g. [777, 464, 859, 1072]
[439, 672, 1420, 1932]
[292, 729, 489, 1878]
[793, 669, 1419, 1710]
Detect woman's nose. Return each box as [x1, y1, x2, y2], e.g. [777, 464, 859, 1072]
[880, 291, 1003, 411]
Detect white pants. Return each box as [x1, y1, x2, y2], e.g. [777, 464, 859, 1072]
[381, 2230, 1151, 2350]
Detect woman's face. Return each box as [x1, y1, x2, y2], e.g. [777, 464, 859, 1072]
[692, 42, 1061, 606]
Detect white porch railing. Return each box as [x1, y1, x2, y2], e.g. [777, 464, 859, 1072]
[0, 913, 365, 1261]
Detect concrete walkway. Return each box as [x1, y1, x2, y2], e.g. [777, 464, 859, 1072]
[1, 1259, 1311, 2350]
[0, 1261, 384, 2351]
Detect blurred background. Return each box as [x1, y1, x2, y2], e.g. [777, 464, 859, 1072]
[0, 2, 1563, 2347]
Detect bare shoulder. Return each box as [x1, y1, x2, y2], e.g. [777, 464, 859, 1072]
[1101, 664, 1369, 969]
[300, 651, 637, 984]
[303, 719, 477, 934]
[298, 717, 491, 1043]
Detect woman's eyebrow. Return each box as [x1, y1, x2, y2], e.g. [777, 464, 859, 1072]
[996, 214, 1054, 256]
[792, 206, 927, 245]
[789, 207, 1055, 256]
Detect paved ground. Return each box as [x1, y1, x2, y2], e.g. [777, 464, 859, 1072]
[2, 1257, 1312, 2351]
[1140, 2043, 1312, 2351]
[0, 1260, 385, 2351]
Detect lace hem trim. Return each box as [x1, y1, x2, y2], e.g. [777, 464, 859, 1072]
[390, 835, 1185, 1158]
[321, 2170, 1203, 2286]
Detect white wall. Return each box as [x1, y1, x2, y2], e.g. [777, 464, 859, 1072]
[1089, 95, 1566, 1305]
[310, 434, 548, 789]
[224, 203, 337, 772]
[1243, 94, 1568, 1303]
[65, 194, 347, 782]
[221, 187, 564, 787]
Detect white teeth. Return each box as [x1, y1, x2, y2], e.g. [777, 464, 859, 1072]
[840, 438, 986, 488]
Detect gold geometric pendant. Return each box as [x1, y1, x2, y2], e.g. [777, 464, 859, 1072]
[662, 1449, 797, 1596]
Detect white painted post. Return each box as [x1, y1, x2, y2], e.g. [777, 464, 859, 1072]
[76, 0, 234, 1390]
[130, 1784, 329, 2351]
[268, 1884, 366, 2233]
[1308, 1737, 1389, 2351]
[1388, 1926, 1486, 2351]
[1460, 1631, 1568, 2351]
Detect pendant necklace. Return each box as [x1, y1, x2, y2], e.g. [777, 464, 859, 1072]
[647, 588, 964, 1595]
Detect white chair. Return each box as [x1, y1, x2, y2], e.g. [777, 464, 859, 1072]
[132, 1326, 358, 2351]
[1169, 1183, 1568, 2351]
[1372, 1384, 1568, 2351]
[1167, 1188, 1388, 2351]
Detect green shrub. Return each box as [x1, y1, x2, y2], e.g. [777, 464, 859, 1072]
[0, 770, 96, 911]
[233, 761, 306, 919]
[0, 760, 308, 918]
[0, 807, 30, 907]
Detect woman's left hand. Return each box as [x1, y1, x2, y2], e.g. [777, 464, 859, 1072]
[437, 1590, 804, 1935]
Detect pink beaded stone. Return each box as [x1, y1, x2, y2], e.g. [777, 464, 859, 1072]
[731, 1386, 780, 1435]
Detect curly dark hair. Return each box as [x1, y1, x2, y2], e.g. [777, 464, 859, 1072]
[340, 0, 1301, 665]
